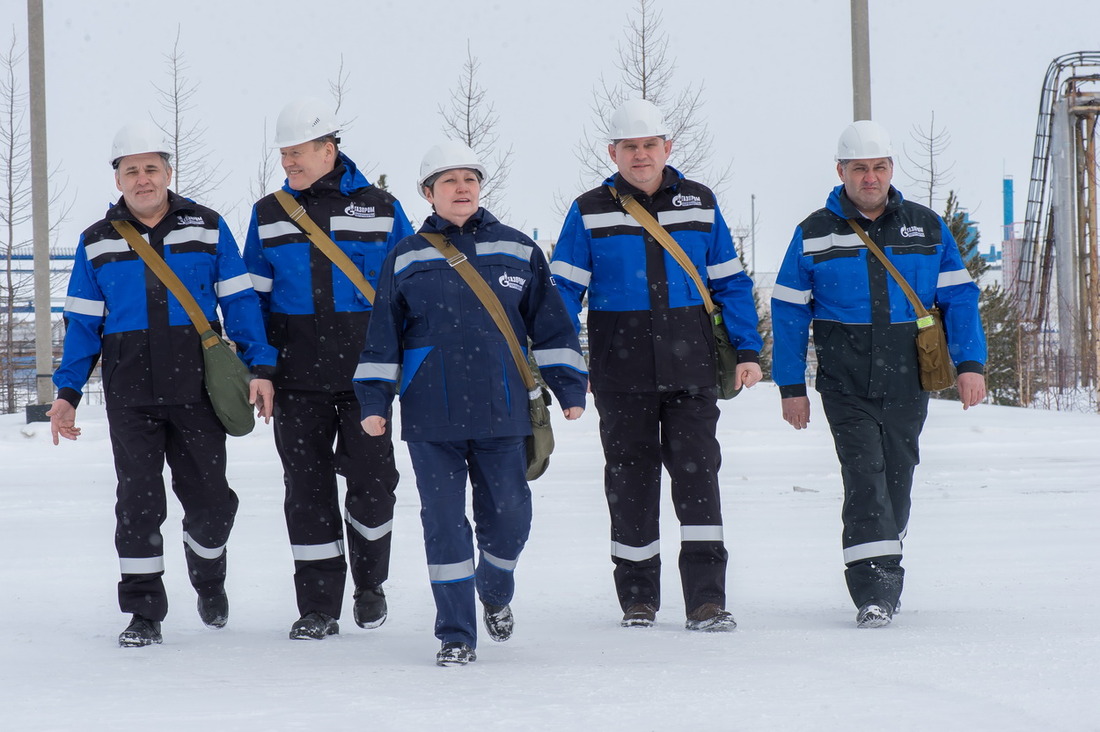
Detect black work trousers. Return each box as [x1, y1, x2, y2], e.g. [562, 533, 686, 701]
[107, 401, 237, 622]
[274, 389, 399, 619]
[820, 390, 929, 610]
[593, 388, 728, 614]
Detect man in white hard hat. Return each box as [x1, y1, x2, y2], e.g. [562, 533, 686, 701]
[244, 98, 414, 641]
[771, 119, 987, 628]
[551, 98, 762, 632]
[48, 120, 276, 647]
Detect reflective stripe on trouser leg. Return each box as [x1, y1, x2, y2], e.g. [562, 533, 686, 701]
[335, 389, 399, 591]
[183, 532, 229, 597]
[468, 437, 530, 608]
[822, 391, 927, 608]
[408, 440, 480, 647]
[594, 390, 664, 611]
[275, 389, 351, 618]
[660, 389, 727, 612]
[109, 402, 231, 621]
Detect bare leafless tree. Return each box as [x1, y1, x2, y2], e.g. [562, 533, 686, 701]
[330, 54, 358, 127]
[902, 111, 955, 210]
[573, 0, 728, 195]
[248, 119, 278, 203]
[153, 28, 226, 201]
[438, 41, 514, 214]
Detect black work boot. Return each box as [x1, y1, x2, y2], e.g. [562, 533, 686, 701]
[483, 603, 514, 642]
[197, 592, 229, 629]
[119, 615, 163, 647]
[353, 586, 387, 629]
[289, 612, 339, 640]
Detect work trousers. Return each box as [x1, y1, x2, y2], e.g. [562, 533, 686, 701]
[407, 437, 530, 648]
[593, 388, 728, 614]
[820, 390, 930, 610]
[274, 389, 399, 619]
[107, 401, 236, 622]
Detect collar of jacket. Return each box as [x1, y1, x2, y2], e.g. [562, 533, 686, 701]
[104, 189, 196, 226]
[602, 165, 683, 198]
[421, 207, 498, 236]
[280, 151, 371, 199]
[827, 183, 903, 221]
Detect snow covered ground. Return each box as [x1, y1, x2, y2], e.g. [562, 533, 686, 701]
[2, 383, 1097, 731]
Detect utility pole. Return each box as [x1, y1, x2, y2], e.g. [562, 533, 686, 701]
[750, 193, 757, 274]
[27, 0, 52, 419]
[851, 0, 872, 120]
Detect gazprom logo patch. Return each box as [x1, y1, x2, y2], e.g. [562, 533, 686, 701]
[499, 273, 526, 291]
[900, 225, 925, 238]
[672, 194, 702, 208]
[344, 203, 376, 218]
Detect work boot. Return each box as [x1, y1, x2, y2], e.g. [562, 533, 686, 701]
[289, 612, 339, 640]
[620, 603, 657, 628]
[856, 600, 894, 629]
[483, 603, 514, 642]
[197, 592, 229, 629]
[119, 615, 162, 648]
[353, 586, 387, 629]
[685, 602, 737, 632]
[436, 641, 477, 667]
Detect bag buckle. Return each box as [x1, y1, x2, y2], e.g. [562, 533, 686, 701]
[446, 252, 468, 267]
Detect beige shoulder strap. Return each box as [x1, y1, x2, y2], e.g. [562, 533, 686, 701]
[274, 189, 377, 305]
[111, 220, 221, 349]
[420, 232, 537, 392]
[846, 218, 934, 327]
[608, 186, 718, 315]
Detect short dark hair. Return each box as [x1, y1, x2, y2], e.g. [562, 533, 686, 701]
[313, 134, 340, 155]
[423, 167, 484, 194]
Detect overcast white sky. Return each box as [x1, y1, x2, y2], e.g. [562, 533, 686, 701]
[9, 0, 1100, 272]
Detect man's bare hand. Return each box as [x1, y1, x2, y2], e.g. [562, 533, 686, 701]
[47, 399, 80, 445]
[957, 372, 986, 410]
[781, 396, 811, 430]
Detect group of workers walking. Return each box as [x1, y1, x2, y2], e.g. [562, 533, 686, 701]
[47, 95, 986, 666]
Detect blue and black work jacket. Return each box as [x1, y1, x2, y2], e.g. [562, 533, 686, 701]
[354, 209, 588, 443]
[550, 167, 761, 393]
[54, 191, 276, 408]
[244, 153, 414, 392]
[771, 185, 987, 399]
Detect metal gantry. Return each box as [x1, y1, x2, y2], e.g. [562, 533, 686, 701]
[1014, 52, 1100, 407]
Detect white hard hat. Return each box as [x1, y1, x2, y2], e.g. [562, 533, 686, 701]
[608, 98, 669, 141]
[836, 120, 893, 160]
[272, 97, 340, 149]
[109, 120, 171, 168]
[417, 141, 488, 200]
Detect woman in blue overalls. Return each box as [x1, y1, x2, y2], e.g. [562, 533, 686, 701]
[354, 141, 587, 666]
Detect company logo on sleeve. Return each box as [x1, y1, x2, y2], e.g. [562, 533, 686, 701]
[344, 203, 376, 218]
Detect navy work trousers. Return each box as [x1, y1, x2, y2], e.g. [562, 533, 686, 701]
[408, 437, 530, 648]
